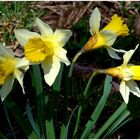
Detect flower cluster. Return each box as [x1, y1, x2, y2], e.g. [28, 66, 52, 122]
[0, 7, 139, 105]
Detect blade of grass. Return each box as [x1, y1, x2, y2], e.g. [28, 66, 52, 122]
[104, 111, 131, 137]
[61, 105, 78, 139]
[80, 75, 112, 139]
[108, 117, 132, 137]
[3, 102, 16, 138]
[93, 102, 127, 139]
[26, 99, 41, 138]
[5, 96, 37, 138]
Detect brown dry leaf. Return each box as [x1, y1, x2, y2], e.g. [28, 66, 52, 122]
[35, 1, 129, 30]
[36, 1, 94, 29]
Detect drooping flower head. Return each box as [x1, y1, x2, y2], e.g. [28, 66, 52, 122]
[14, 18, 72, 86]
[0, 43, 29, 101]
[105, 44, 140, 103]
[83, 7, 129, 60]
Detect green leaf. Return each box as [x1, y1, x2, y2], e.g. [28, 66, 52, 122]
[93, 103, 127, 139]
[60, 64, 73, 138]
[73, 70, 101, 137]
[104, 109, 131, 137]
[45, 63, 64, 139]
[26, 100, 41, 138]
[3, 102, 16, 138]
[53, 63, 64, 92]
[5, 97, 37, 138]
[80, 75, 112, 138]
[61, 105, 78, 139]
[30, 65, 45, 138]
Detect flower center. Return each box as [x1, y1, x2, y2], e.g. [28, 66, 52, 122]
[24, 37, 54, 63]
[0, 58, 16, 85]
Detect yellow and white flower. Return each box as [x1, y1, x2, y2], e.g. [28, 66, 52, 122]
[84, 7, 129, 59]
[0, 43, 29, 101]
[105, 44, 140, 103]
[14, 18, 72, 86]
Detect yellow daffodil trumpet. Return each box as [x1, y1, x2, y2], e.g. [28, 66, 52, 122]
[14, 18, 72, 86]
[0, 43, 29, 101]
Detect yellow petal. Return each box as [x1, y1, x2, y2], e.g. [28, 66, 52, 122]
[102, 14, 129, 36]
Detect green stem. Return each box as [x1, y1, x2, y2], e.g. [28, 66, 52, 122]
[68, 49, 84, 78]
[73, 70, 104, 137]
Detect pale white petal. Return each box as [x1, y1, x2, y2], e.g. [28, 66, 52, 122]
[55, 47, 70, 66]
[54, 29, 72, 47]
[119, 80, 130, 104]
[0, 43, 14, 57]
[41, 56, 60, 86]
[35, 18, 53, 37]
[126, 80, 140, 98]
[16, 57, 30, 68]
[14, 29, 41, 46]
[122, 44, 139, 66]
[14, 69, 25, 94]
[106, 47, 121, 60]
[122, 68, 133, 81]
[111, 47, 126, 53]
[89, 7, 101, 35]
[100, 30, 117, 46]
[0, 75, 14, 101]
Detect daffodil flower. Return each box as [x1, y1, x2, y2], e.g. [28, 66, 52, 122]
[105, 44, 140, 103]
[83, 7, 129, 59]
[0, 43, 29, 101]
[14, 18, 72, 86]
